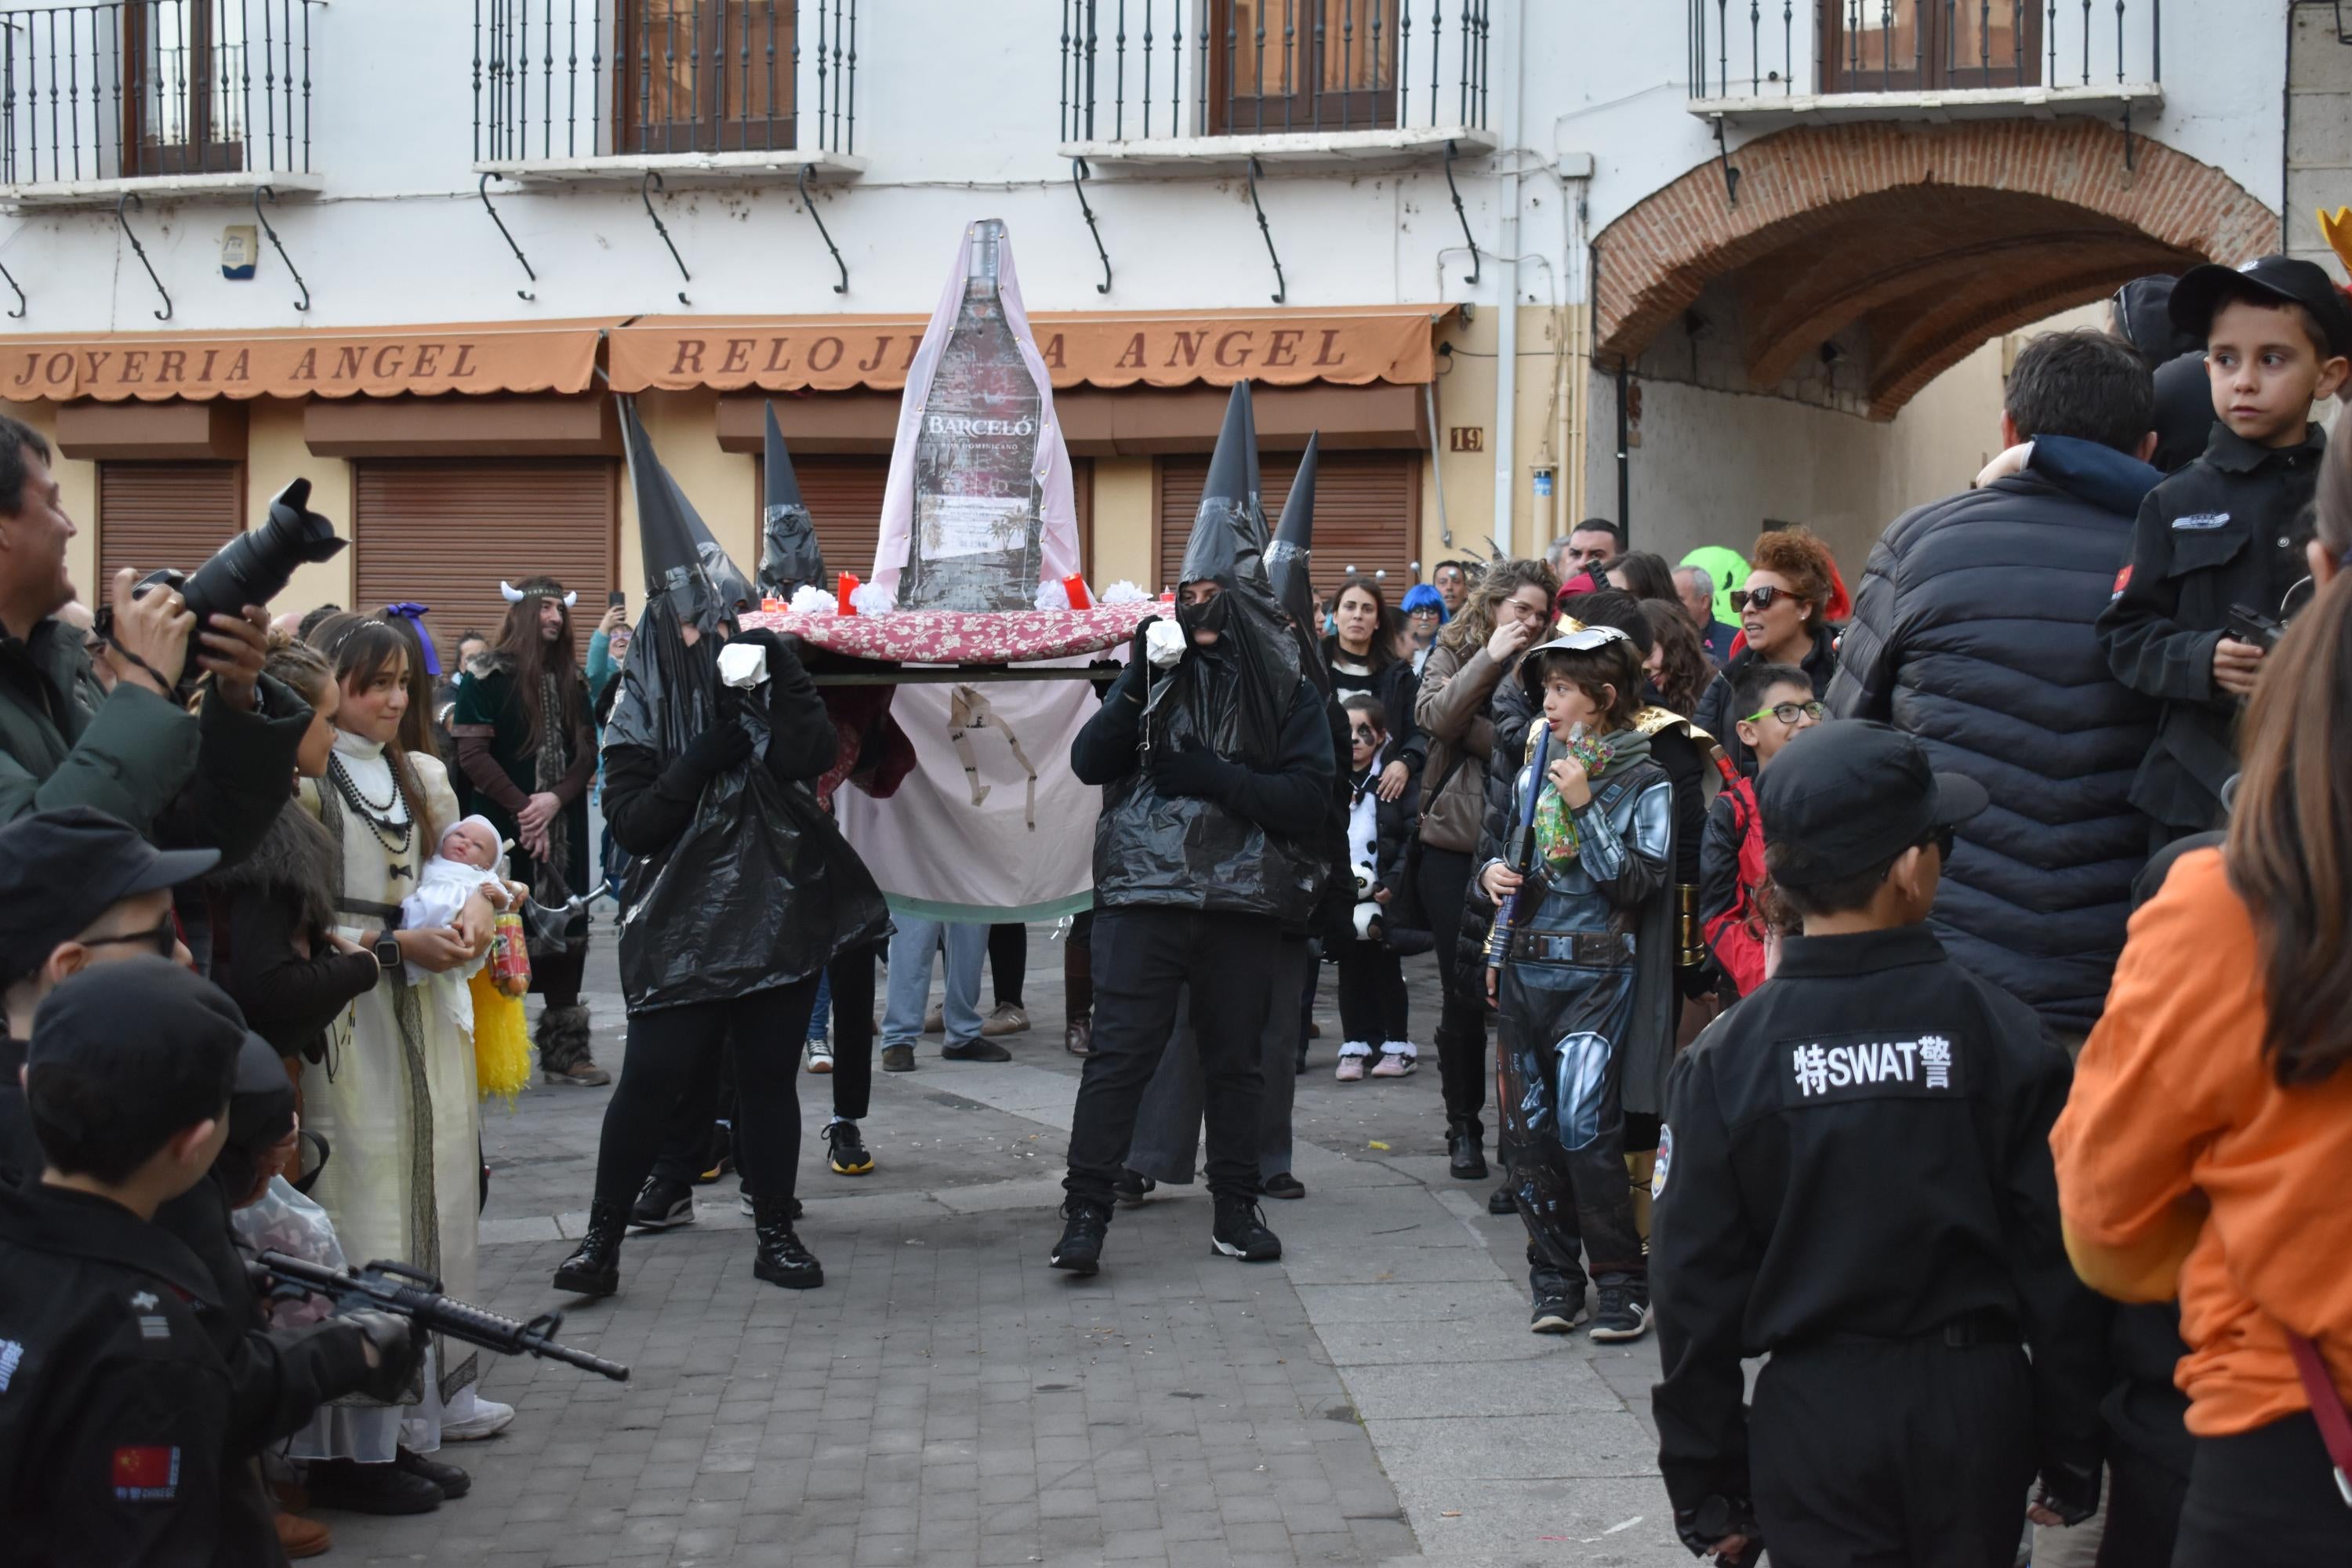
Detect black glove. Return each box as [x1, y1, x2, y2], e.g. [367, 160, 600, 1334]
[1128, 614, 1160, 672]
[343, 1308, 426, 1404]
[684, 715, 754, 777]
[2034, 1465, 2100, 1528]
[1149, 740, 1240, 802]
[732, 626, 802, 674]
[1674, 1497, 1763, 1563]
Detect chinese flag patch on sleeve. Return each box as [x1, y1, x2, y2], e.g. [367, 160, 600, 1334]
[112, 1446, 179, 1490]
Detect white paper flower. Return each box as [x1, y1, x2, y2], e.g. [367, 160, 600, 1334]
[787, 584, 837, 615]
[848, 582, 896, 615]
[1099, 579, 1149, 605]
[1033, 579, 1072, 612]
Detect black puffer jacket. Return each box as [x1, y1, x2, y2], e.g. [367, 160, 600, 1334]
[1828, 464, 2161, 1035]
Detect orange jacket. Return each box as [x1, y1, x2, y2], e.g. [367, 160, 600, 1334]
[2051, 848, 2352, 1436]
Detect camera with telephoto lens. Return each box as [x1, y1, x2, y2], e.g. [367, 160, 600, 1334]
[103, 478, 345, 682]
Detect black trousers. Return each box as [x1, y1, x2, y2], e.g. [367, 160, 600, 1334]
[592, 975, 818, 1210]
[2097, 1438, 2187, 1568]
[1416, 845, 1487, 1129]
[1334, 940, 1409, 1047]
[648, 945, 880, 1188]
[988, 922, 1025, 1008]
[1063, 907, 1278, 1207]
[1748, 1338, 2036, 1568]
[2171, 1413, 2352, 1567]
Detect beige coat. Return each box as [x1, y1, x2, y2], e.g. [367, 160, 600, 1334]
[1414, 639, 1515, 855]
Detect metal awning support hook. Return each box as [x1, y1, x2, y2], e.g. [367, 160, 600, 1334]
[252, 186, 310, 312]
[114, 192, 170, 321]
[1443, 140, 1480, 286]
[1071, 157, 1112, 295]
[1246, 156, 1285, 306]
[797, 165, 849, 295]
[477, 175, 537, 302]
[640, 170, 691, 306]
[0, 262, 24, 320]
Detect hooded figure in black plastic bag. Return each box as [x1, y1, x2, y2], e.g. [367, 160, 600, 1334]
[1051, 383, 1335, 1279]
[553, 397, 889, 1304]
[757, 401, 826, 601]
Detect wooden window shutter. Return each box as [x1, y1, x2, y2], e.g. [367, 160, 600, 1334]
[354, 459, 617, 665]
[97, 461, 245, 592]
[1156, 451, 1419, 598]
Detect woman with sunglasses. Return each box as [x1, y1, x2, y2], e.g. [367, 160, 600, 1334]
[1693, 527, 1846, 779]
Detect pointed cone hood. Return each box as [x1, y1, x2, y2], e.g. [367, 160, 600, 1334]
[758, 401, 826, 597]
[622, 395, 748, 632]
[1268, 431, 1319, 634]
[1180, 381, 1268, 590]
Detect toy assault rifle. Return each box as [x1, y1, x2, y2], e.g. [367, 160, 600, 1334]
[251, 1250, 630, 1382]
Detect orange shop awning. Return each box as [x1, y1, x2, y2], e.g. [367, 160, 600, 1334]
[606, 305, 1452, 397]
[0, 318, 622, 403]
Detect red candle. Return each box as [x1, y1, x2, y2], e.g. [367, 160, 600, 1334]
[1062, 574, 1091, 610]
[837, 572, 860, 615]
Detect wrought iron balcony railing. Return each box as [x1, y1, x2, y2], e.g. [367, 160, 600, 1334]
[473, 0, 856, 164]
[0, 0, 317, 186]
[1058, 0, 1489, 144]
[1691, 0, 2160, 103]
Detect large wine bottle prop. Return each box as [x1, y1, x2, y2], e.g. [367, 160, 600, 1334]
[898, 220, 1044, 612]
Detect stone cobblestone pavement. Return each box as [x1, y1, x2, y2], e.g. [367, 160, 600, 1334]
[325, 923, 1688, 1567]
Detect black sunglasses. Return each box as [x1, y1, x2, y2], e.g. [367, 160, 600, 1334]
[1729, 586, 1796, 615]
[79, 919, 177, 960]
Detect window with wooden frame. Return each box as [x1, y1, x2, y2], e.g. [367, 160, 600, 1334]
[1210, 0, 1401, 136]
[1820, 1, 2042, 94]
[615, 0, 797, 155]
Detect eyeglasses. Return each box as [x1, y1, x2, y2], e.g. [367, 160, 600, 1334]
[1742, 700, 1826, 727]
[1729, 586, 1796, 615]
[79, 919, 177, 959]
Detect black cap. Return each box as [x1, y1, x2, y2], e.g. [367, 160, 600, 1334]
[2169, 256, 2352, 358]
[0, 808, 216, 982]
[27, 956, 247, 1113]
[1759, 721, 1987, 886]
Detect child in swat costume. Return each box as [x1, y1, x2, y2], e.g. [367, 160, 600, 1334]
[0, 958, 419, 1567]
[2099, 256, 2352, 845]
[1650, 721, 2105, 1568]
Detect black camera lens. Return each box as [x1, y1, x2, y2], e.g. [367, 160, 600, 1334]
[152, 478, 346, 681]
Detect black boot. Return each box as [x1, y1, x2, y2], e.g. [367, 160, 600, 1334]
[1446, 1119, 1489, 1181]
[553, 1198, 625, 1296]
[1051, 1196, 1112, 1276]
[752, 1194, 823, 1289]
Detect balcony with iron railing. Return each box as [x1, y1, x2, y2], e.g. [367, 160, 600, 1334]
[0, 0, 321, 207]
[1058, 0, 1494, 166]
[472, 0, 862, 184]
[1690, 1, 2161, 124]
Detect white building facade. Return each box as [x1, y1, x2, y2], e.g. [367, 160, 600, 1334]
[0, 0, 2334, 636]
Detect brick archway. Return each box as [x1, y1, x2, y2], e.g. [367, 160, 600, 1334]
[1594, 120, 2276, 419]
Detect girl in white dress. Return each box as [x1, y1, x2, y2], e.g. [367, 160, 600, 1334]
[289, 612, 506, 1512]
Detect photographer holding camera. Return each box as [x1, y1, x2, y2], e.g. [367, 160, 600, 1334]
[0, 413, 325, 875]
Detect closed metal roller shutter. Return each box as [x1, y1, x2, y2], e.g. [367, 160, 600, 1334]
[1155, 451, 1418, 598]
[757, 456, 1093, 583]
[354, 459, 617, 664]
[96, 462, 245, 593]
